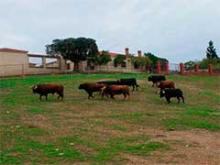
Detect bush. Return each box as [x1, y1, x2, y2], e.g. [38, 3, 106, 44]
[184, 61, 199, 70]
[96, 51, 112, 66]
[114, 55, 126, 67]
[199, 58, 220, 69]
[131, 56, 152, 69]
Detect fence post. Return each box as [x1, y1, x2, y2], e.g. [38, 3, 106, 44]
[194, 64, 199, 73]
[179, 63, 185, 75]
[156, 61, 161, 74]
[165, 62, 169, 75]
[208, 64, 213, 75]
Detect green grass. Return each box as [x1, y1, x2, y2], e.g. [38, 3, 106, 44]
[163, 106, 220, 131]
[0, 73, 219, 164]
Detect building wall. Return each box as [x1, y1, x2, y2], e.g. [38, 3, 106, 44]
[26, 55, 69, 75]
[0, 50, 70, 77]
[0, 48, 147, 77]
[84, 57, 143, 73]
[0, 51, 28, 77]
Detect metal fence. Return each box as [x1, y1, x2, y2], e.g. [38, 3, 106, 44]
[169, 63, 180, 73]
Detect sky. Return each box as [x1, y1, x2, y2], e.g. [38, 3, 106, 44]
[0, 0, 219, 63]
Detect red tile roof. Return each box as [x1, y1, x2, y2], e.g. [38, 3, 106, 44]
[0, 48, 28, 53]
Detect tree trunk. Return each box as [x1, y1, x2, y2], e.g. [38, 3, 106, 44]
[73, 61, 79, 71]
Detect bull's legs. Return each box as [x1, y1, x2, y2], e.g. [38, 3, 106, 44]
[165, 96, 171, 104]
[57, 93, 64, 100]
[110, 94, 115, 99]
[39, 95, 42, 100]
[57, 95, 63, 100]
[132, 85, 135, 91]
[45, 95, 48, 100]
[181, 96, 185, 103]
[135, 85, 139, 91]
[152, 82, 155, 87]
[88, 92, 94, 99]
[177, 97, 180, 103]
[101, 93, 105, 99]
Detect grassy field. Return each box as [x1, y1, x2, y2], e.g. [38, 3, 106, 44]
[0, 73, 220, 164]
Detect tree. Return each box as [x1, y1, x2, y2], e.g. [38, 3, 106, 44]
[206, 40, 218, 59]
[46, 37, 99, 71]
[184, 61, 198, 70]
[144, 52, 168, 65]
[131, 56, 152, 69]
[95, 51, 112, 66]
[113, 55, 126, 67]
[200, 58, 220, 69]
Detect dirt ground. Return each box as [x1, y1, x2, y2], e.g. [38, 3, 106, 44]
[123, 129, 220, 165]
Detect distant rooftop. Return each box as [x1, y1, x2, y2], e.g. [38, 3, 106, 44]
[28, 52, 48, 56]
[99, 51, 126, 57]
[0, 48, 28, 53]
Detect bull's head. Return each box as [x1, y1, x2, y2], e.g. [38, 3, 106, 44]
[160, 90, 165, 98]
[148, 76, 152, 81]
[78, 84, 83, 89]
[32, 85, 38, 93]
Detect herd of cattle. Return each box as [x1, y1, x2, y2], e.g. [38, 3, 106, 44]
[32, 75, 185, 104]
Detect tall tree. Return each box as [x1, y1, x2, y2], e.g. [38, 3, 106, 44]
[206, 40, 218, 59]
[46, 37, 99, 71]
[144, 52, 168, 65]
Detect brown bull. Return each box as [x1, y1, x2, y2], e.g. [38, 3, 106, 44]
[79, 83, 105, 99]
[32, 84, 64, 100]
[102, 85, 130, 99]
[157, 80, 175, 90]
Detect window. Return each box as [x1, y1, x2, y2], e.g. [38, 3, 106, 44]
[28, 57, 43, 68]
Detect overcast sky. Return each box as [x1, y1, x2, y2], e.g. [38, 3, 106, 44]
[0, 0, 219, 63]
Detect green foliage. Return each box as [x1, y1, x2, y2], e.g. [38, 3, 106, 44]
[184, 61, 198, 70]
[46, 37, 99, 71]
[94, 51, 112, 66]
[183, 40, 220, 70]
[113, 55, 126, 67]
[206, 40, 218, 59]
[199, 58, 220, 69]
[131, 56, 152, 69]
[144, 52, 168, 65]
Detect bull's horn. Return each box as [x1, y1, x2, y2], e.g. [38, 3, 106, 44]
[33, 85, 37, 89]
